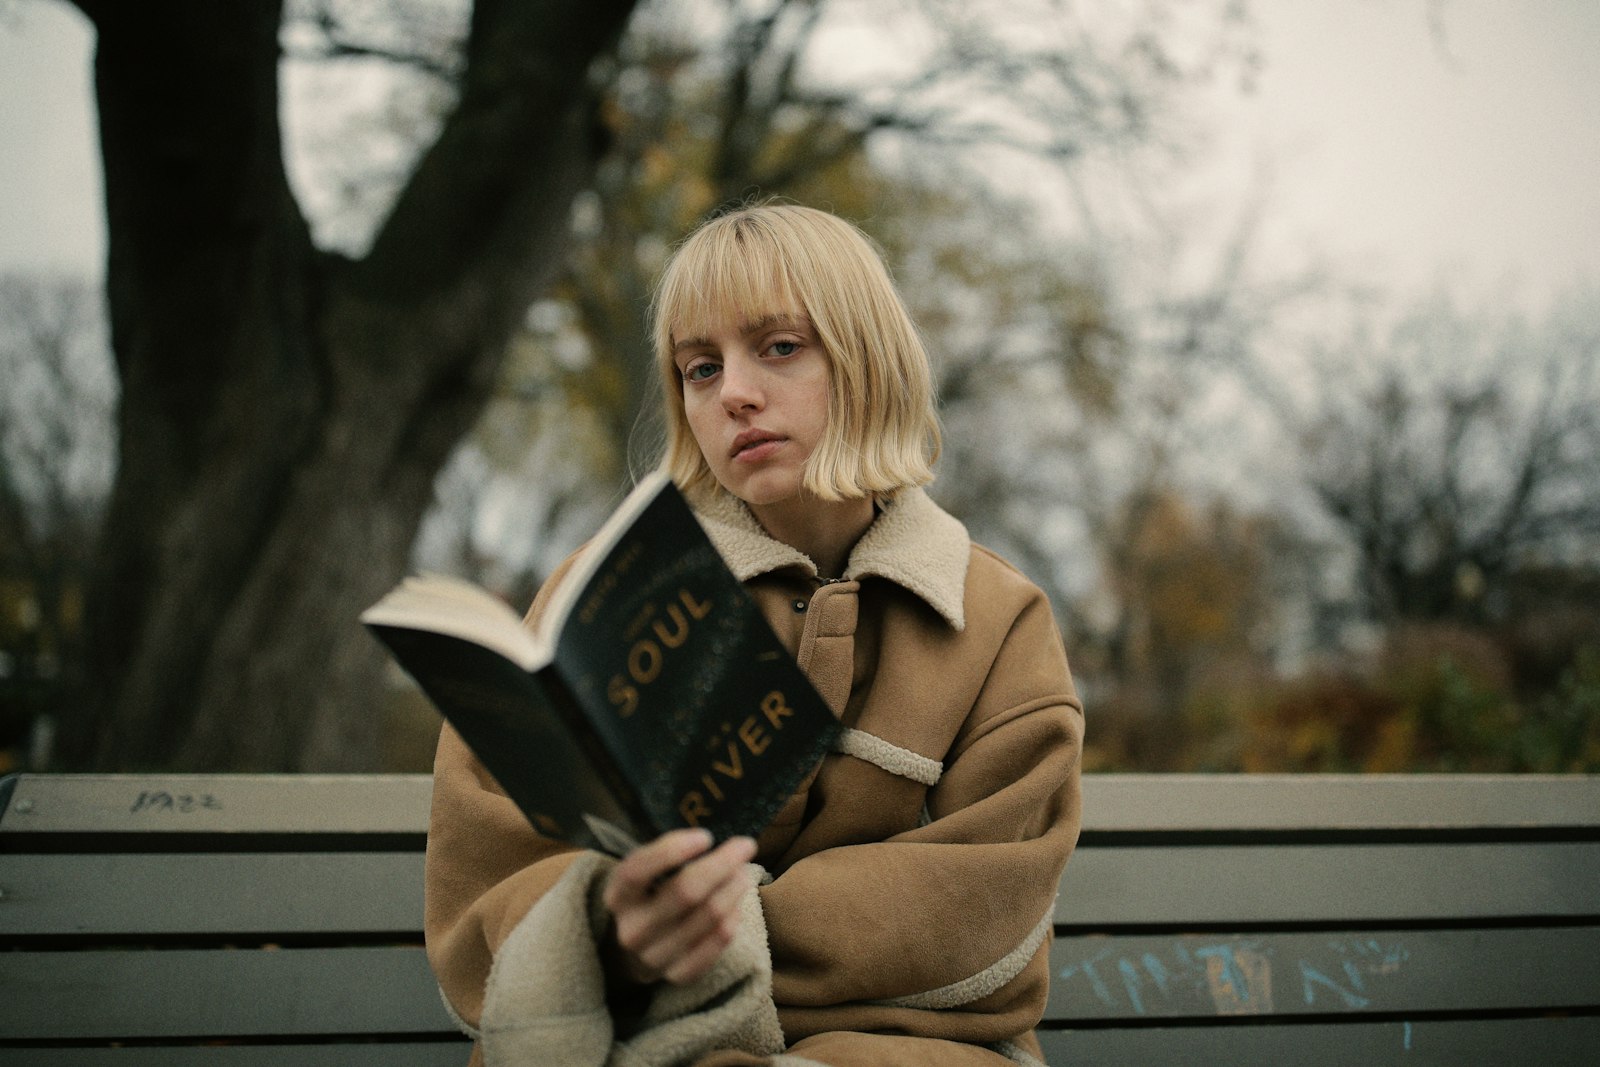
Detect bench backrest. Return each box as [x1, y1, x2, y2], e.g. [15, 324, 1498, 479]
[2, 773, 1598, 1065]
[1047, 775, 1600, 1064]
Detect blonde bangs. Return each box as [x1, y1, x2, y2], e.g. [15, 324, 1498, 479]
[655, 224, 807, 352]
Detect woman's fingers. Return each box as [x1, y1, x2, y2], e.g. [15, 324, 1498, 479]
[615, 835, 756, 950]
[604, 828, 714, 912]
[635, 839, 755, 962]
[604, 832, 758, 986]
[655, 835, 757, 914]
[658, 862, 755, 984]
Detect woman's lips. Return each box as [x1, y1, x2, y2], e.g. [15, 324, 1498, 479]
[731, 429, 783, 460]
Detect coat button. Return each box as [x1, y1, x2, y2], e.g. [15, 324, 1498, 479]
[792, 599, 808, 613]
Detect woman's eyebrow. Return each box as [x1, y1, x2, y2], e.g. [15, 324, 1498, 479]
[740, 313, 808, 335]
[672, 314, 809, 354]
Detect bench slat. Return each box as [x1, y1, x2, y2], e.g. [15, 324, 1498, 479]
[1, 854, 423, 937]
[1, 1046, 469, 1067]
[0, 946, 456, 1040]
[4, 1021, 1596, 1067]
[1046, 925, 1600, 1020]
[1038, 1016, 1600, 1067]
[7, 928, 1595, 1040]
[8, 840, 1599, 940]
[1057, 842, 1600, 924]
[7, 773, 1599, 837]
[0, 775, 432, 837]
[1079, 774, 1600, 834]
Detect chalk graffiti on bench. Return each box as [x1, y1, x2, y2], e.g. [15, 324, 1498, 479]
[1056, 936, 1412, 1017]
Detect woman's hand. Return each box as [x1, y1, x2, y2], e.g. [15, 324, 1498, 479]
[602, 828, 759, 987]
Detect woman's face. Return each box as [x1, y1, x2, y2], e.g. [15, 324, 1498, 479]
[672, 310, 831, 509]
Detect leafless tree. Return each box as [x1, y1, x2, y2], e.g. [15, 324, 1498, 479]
[1299, 290, 1600, 626]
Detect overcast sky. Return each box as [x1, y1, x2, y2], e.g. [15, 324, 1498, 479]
[2, 0, 1597, 311]
[1205, 0, 1600, 311]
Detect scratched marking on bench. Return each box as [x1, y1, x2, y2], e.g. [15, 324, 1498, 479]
[129, 791, 224, 814]
[1057, 936, 1410, 1016]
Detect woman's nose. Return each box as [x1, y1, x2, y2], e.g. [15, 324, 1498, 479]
[719, 355, 763, 412]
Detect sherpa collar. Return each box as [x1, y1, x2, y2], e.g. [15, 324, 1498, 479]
[693, 487, 971, 631]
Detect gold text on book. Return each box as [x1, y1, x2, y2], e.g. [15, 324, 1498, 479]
[679, 691, 797, 827]
[606, 588, 714, 718]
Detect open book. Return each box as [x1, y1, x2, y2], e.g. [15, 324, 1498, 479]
[361, 471, 840, 856]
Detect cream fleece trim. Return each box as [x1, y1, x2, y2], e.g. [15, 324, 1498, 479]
[694, 486, 971, 630]
[873, 899, 1055, 1011]
[991, 1039, 1049, 1067]
[478, 851, 784, 1067]
[834, 727, 943, 786]
[437, 983, 481, 1041]
[770, 1058, 831, 1067]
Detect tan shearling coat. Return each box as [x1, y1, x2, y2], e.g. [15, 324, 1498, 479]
[425, 487, 1085, 1067]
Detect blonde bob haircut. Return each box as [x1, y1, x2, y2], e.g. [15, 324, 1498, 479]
[652, 203, 941, 502]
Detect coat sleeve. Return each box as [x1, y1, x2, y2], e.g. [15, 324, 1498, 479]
[424, 722, 584, 1032]
[760, 581, 1084, 1049]
[422, 552, 589, 1032]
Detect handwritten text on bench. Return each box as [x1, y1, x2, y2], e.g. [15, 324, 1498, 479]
[1056, 936, 1411, 1017]
[129, 791, 224, 814]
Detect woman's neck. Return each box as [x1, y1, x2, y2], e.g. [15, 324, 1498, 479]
[748, 493, 876, 581]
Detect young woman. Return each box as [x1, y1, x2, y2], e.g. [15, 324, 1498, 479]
[425, 204, 1084, 1067]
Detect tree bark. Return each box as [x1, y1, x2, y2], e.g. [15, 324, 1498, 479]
[65, 0, 639, 770]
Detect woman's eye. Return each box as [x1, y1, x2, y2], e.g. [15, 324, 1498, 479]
[770, 340, 799, 357]
[684, 361, 719, 382]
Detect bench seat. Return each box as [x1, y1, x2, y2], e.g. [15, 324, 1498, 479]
[2, 772, 1597, 1064]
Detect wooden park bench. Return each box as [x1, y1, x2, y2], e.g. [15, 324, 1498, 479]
[2, 772, 1597, 1064]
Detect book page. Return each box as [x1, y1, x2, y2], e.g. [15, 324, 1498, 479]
[534, 469, 673, 643]
[359, 574, 550, 671]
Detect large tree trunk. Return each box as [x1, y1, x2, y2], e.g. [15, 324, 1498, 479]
[66, 0, 639, 770]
